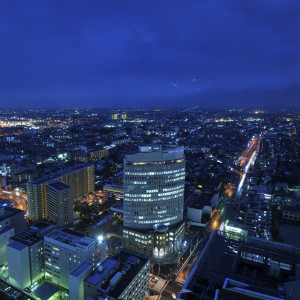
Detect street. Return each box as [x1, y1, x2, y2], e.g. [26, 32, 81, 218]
[0, 187, 28, 212]
[155, 135, 261, 299]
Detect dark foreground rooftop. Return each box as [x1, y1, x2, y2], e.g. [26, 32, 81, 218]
[84, 250, 149, 299]
[179, 230, 300, 300]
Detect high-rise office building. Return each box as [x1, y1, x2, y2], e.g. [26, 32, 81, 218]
[123, 145, 185, 259]
[27, 163, 95, 222]
[46, 181, 73, 227]
[44, 228, 106, 289]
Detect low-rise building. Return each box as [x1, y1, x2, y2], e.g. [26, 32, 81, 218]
[187, 191, 219, 225]
[224, 220, 248, 239]
[0, 205, 26, 234]
[69, 250, 150, 300]
[89, 215, 114, 237]
[69, 261, 93, 300]
[103, 184, 124, 200]
[282, 206, 300, 223]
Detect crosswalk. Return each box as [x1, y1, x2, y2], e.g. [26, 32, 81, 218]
[153, 279, 167, 293]
[176, 277, 186, 284]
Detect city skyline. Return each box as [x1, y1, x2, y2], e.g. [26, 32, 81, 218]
[0, 0, 299, 298]
[0, 0, 299, 109]
[0, 108, 298, 299]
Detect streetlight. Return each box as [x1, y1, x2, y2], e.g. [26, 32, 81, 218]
[97, 235, 104, 243]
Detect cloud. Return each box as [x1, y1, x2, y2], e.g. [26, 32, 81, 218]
[0, 0, 299, 108]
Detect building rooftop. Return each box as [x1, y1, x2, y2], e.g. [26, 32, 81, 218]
[70, 261, 93, 278]
[47, 181, 71, 191]
[0, 206, 23, 222]
[28, 163, 93, 185]
[189, 192, 213, 209]
[225, 220, 249, 232]
[179, 230, 300, 300]
[33, 282, 60, 300]
[126, 145, 184, 163]
[108, 251, 149, 299]
[0, 226, 13, 235]
[90, 215, 113, 229]
[85, 258, 119, 286]
[11, 222, 54, 246]
[103, 184, 123, 189]
[44, 228, 96, 248]
[30, 221, 53, 231]
[7, 240, 27, 251]
[85, 250, 149, 299]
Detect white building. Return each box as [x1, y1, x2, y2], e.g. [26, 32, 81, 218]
[0, 205, 26, 267]
[0, 226, 14, 266]
[69, 261, 93, 300]
[44, 228, 106, 289]
[7, 222, 55, 289]
[187, 191, 219, 225]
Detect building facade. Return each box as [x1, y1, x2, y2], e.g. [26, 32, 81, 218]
[46, 181, 73, 227]
[7, 222, 55, 289]
[123, 222, 185, 258]
[27, 163, 95, 222]
[124, 145, 185, 229]
[0, 226, 14, 266]
[44, 228, 106, 289]
[0, 205, 25, 234]
[123, 145, 185, 259]
[0, 205, 26, 266]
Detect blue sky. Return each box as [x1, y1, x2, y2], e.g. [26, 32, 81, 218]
[0, 0, 299, 108]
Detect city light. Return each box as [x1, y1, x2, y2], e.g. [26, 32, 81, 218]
[97, 235, 104, 242]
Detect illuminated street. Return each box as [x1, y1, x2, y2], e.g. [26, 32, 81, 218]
[158, 135, 261, 299]
[0, 187, 28, 212]
[83, 189, 109, 205]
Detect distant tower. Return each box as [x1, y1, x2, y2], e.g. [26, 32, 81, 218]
[260, 139, 270, 156]
[121, 113, 127, 120]
[46, 181, 73, 226]
[123, 145, 185, 259]
[112, 113, 118, 120]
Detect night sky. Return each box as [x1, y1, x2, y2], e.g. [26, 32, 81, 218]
[0, 0, 299, 109]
